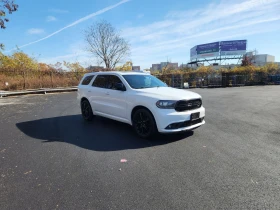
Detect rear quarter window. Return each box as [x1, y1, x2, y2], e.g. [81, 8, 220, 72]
[81, 75, 94, 85]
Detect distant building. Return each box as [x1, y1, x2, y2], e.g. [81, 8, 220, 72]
[151, 64, 161, 71]
[132, 66, 141, 71]
[180, 64, 199, 68]
[160, 62, 168, 69]
[180, 64, 188, 68]
[151, 62, 179, 71]
[212, 64, 239, 70]
[182, 63, 204, 69]
[167, 63, 178, 69]
[253, 54, 275, 66]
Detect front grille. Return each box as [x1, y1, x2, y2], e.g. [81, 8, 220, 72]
[165, 118, 203, 130]
[175, 99, 202, 112]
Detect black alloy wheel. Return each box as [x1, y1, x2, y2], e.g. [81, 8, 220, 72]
[81, 100, 94, 121]
[132, 109, 157, 138]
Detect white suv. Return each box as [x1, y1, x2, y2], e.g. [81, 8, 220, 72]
[77, 71, 205, 138]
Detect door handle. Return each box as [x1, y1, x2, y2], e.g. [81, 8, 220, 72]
[105, 92, 110, 95]
[88, 90, 91, 93]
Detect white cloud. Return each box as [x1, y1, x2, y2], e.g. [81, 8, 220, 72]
[46, 16, 57, 22]
[31, 0, 280, 68]
[40, 41, 98, 67]
[27, 28, 45, 35]
[39, 52, 97, 67]
[120, 0, 280, 68]
[7, 0, 130, 51]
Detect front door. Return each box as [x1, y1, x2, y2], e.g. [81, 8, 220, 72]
[105, 75, 127, 120]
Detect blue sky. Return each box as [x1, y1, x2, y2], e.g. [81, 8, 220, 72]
[2, 0, 280, 68]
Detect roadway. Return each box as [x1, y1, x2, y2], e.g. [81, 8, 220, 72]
[1, 86, 280, 209]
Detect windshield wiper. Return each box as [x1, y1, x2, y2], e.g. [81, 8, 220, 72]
[135, 86, 162, 89]
[134, 87, 147, 89]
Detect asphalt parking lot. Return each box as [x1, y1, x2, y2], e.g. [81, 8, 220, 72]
[1, 86, 280, 210]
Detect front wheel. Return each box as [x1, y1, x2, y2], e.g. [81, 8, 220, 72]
[81, 100, 94, 121]
[132, 109, 157, 139]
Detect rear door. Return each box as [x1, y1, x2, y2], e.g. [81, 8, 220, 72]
[78, 75, 95, 101]
[89, 75, 110, 114]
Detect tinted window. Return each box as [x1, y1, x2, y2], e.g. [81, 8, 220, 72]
[92, 75, 109, 88]
[108, 75, 124, 90]
[123, 75, 167, 89]
[81, 75, 94, 85]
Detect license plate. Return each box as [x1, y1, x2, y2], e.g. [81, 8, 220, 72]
[191, 112, 200, 121]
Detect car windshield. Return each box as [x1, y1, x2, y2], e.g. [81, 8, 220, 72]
[123, 74, 167, 89]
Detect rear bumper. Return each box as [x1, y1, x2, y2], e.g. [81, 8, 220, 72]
[152, 106, 206, 133]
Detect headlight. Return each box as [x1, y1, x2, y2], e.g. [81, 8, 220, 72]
[156, 100, 177, 109]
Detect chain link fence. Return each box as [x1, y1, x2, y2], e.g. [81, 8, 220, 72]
[1, 70, 280, 91]
[155, 73, 280, 88]
[0, 71, 84, 90]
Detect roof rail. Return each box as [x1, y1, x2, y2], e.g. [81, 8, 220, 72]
[132, 70, 151, 74]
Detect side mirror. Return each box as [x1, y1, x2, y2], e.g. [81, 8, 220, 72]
[115, 83, 126, 91]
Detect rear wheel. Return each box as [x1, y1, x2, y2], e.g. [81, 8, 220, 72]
[81, 100, 94, 121]
[132, 108, 157, 138]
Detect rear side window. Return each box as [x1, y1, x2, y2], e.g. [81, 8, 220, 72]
[92, 75, 109, 88]
[81, 75, 94, 85]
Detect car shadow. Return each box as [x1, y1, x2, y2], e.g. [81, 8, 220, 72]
[16, 115, 194, 152]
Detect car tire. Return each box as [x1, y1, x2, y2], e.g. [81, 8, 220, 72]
[132, 108, 157, 139]
[81, 100, 94, 121]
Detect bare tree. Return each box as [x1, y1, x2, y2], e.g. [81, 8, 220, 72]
[0, 0, 18, 49]
[161, 57, 172, 73]
[84, 20, 130, 70]
[241, 55, 254, 66]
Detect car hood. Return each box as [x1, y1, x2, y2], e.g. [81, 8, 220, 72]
[136, 87, 201, 100]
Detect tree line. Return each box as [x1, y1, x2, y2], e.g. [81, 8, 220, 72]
[0, 0, 279, 78]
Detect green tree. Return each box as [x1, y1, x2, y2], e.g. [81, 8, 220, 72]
[262, 63, 279, 75]
[0, 51, 38, 71]
[63, 61, 86, 72]
[241, 55, 254, 66]
[115, 61, 132, 71]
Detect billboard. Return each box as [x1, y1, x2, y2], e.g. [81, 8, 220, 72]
[196, 42, 219, 58]
[220, 40, 247, 56]
[190, 40, 247, 60]
[190, 46, 197, 60]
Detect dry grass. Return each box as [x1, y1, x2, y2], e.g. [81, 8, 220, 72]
[0, 72, 83, 90]
[1, 68, 279, 91]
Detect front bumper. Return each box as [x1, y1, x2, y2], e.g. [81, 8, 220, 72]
[153, 106, 205, 133]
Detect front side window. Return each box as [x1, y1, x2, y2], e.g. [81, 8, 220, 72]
[108, 75, 124, 90]
[81, 75, 94, 85]
[123, 74, 167, 89]
[92, 75, 109, 88]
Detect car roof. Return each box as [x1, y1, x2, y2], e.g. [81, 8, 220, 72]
[83, 71, 150, 77]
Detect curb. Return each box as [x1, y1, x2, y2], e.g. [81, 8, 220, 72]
[0, 87, 77, 98]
